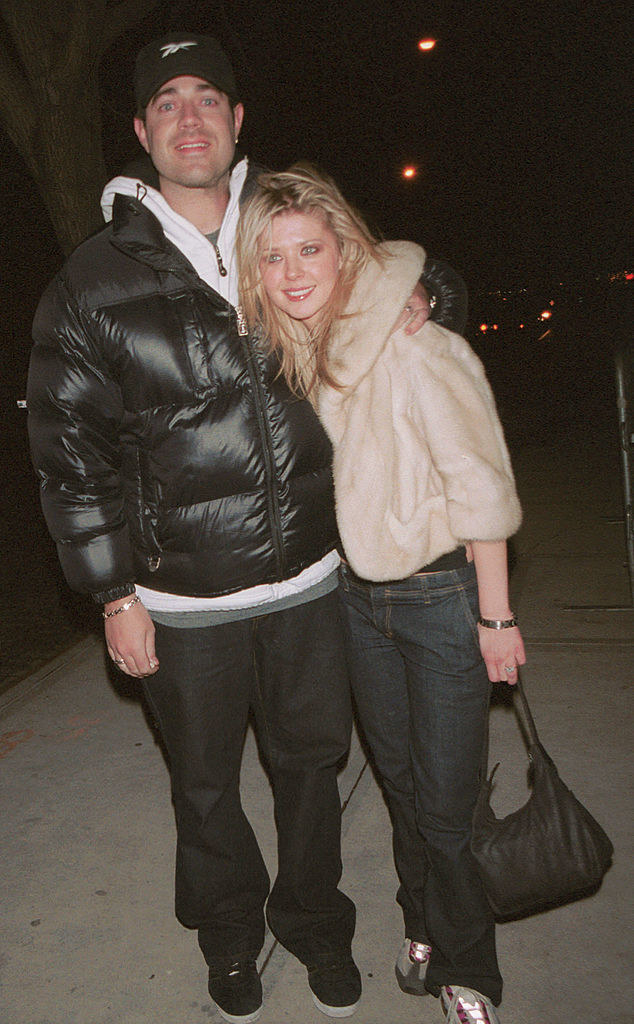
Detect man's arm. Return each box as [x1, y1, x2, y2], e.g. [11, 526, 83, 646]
[28, 275, 163, 678]
[395, 255, 469, 336]
[28, 273, 139, 598]
[421, 256, 468, 335]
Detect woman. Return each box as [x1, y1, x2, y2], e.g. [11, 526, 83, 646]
[236, 164, 525, 1024]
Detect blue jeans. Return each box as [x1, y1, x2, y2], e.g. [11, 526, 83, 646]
[141, 591, 355, 969]
[338, 561, 502, 1004]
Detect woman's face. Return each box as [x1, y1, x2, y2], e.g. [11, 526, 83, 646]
[259, 210, 342, 328]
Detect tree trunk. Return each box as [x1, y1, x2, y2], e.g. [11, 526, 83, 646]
[31, 75, 107, 254]
[0, 0, 163, 254]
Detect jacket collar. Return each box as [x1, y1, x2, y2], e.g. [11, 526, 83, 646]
[101, 159, 255, 304]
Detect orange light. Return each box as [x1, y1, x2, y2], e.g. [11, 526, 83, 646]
[540, 309, 552, 320]
[418, 38, 436, 51]
[479, 324, 488, 333]
[626, 272, 634, 281]
[492, 324, 499, 331]
[402, 166, 417, 179]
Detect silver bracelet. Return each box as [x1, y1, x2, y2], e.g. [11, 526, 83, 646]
[478, 614, 518, 630]
[103, 594, 140, 619]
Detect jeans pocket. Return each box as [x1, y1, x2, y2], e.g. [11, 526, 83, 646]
[456, 572, 481, 646]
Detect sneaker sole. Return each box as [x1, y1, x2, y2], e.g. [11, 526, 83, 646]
[215, 1005, 262, 1024]
[311, 993, 360, 1018]
[394, 966, 430, 996]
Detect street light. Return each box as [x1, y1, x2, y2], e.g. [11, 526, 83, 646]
[402, 165, 418, 180]
[418, 38, 436, 51]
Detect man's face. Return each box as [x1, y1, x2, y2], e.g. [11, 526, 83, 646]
[134, 75, 244, 196]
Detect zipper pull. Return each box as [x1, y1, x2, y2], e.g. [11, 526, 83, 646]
[213, 243, 228, 277]
[235, 305, 248, 336]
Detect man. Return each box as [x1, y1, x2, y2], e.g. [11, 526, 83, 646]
[27, 32, 466, 1024]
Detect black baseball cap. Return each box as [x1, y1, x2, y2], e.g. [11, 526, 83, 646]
[134, 33, 238, 111]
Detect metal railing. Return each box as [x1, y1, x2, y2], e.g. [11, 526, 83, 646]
[615, 342, 634, 605]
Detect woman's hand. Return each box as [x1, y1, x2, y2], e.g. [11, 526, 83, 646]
[470, 540, 526, 685]
[477, 623, 526, 685]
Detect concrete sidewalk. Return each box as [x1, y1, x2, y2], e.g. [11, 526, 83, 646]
[1, 422, 632, 1024]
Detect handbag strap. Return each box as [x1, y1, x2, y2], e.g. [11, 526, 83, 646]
[515, 675, 541, 748]
[479, 674, 542, 783]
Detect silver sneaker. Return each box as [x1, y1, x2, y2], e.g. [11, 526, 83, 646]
[440, 985, 500, 1024]
[394, 938, 431, 995]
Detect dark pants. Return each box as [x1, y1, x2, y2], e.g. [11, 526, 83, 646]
[338, 562, 502, 1004]
[141, 591, 355, 969]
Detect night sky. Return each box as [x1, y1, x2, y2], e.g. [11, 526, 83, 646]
[1, 0, 631, 385]
[104, 0, 631, 282]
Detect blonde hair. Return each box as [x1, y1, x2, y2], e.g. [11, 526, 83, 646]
[236, 162, 381, 398]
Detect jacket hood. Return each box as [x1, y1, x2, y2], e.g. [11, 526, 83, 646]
[99, 158, 249, 305]
[329, 240, 426, 389]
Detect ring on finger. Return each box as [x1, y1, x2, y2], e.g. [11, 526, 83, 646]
[504, 665, 515, 674]
[114, 658, 125, 665]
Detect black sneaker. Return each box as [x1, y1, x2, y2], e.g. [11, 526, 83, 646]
[307, 956, 362, 1018]
[207, 959, 262, 1024]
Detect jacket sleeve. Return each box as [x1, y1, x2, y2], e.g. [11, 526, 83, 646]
[421, 257, 468, 335]
[410, 322, 522, 542]
[27, 273, 136, 601]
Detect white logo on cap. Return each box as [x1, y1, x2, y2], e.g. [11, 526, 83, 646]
[160, 42, 198, 58]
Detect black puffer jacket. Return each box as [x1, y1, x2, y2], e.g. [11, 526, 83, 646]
[28, 167, 468, 602]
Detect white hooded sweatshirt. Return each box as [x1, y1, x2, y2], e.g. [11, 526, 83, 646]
[100, 158, 248, 306]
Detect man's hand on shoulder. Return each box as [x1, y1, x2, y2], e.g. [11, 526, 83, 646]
[104, 596, 158, 677]
[392, 281, 431, 336]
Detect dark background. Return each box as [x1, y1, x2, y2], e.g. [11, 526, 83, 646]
[1, 0, 631, 689]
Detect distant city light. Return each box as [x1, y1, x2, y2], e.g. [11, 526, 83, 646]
[418, 38, 437, 51]
[402, 166, 418, 179]
[540, 309, 552, 321]
[479, 323, 488, 333]
[626, 272, 634, 281]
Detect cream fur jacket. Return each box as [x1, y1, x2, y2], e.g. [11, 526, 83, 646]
[317, 241, 522, 581]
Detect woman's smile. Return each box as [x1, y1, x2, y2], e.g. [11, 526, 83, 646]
[259, 210, 341, 328]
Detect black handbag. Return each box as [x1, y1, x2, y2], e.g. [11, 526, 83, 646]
[471, 676, 614, 921]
